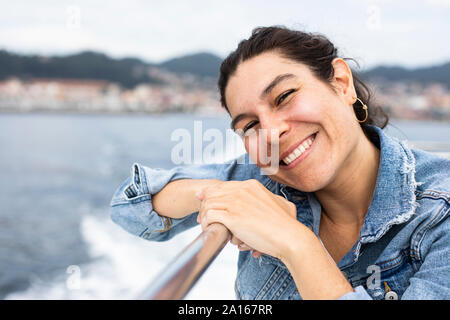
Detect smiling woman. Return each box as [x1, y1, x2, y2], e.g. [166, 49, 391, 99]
[110, 26, 450, 300]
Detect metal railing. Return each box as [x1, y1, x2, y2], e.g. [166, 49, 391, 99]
[137, 223, 231, 300]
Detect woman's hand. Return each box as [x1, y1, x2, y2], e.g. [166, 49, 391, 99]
[195, 179, 354, 299]
[195, 179, 302, 261]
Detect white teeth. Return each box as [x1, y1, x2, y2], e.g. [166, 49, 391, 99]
[283, 135, 315, 164]
[299, 145, 306, 153]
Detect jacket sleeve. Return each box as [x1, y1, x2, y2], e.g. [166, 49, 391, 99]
[109, 154, 265, 242]
[401, 205, 450, 299]
[338, 285, 373, 300]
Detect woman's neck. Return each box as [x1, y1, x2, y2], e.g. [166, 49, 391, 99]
[315, 133, 380, 229]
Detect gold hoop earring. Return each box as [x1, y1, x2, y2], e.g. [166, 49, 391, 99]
[355, 97, 368, 123]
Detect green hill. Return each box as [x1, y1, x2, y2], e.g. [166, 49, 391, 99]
[0, 49, 448, 88]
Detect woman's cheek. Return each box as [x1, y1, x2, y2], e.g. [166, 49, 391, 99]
[244, 135, 270, 167]
[244, 136, 257, 164]
[287, 95, 323, 122]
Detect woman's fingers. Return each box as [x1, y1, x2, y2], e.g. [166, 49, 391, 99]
[196, 196, 231, 225]
[230, 235, 240, 246]
[240, 244, 264, 258]
[195, 180, 291, 259]
[232, 235, 252, 251]
[232, 236, 264, 259]
[252, 251, 263, 258]
[199, 209, 229, 231]
[238, 243, 252, 250]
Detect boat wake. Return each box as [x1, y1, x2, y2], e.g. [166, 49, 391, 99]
[6, 213, 238, 300]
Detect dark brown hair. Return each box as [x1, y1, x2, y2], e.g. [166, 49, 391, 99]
[218, 26, 388, 139]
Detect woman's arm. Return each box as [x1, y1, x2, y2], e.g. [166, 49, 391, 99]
[152, 179, 222, 219]
[279, 223, 354, 299]
[110, 154, 263, 242]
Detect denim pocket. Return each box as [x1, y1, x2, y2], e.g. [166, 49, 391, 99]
[376, 249, 415, 299]
[235, 255, 292, 300]
[352, 249, 415, 300]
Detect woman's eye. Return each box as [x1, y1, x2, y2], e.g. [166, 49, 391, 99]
[243, 121, 258, 133]
[276, 89, 295, 105]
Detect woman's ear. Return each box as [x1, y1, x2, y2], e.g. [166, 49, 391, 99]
[331, 58, 357, 105]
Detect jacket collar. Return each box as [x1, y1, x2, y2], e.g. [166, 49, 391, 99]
[358, 125, 418, 243]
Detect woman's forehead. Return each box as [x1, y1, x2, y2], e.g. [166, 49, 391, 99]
[225, 53, 311, 110]
[235, 52, 299, 79]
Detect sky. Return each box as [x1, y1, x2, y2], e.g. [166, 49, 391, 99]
[0, 0, 449, 70]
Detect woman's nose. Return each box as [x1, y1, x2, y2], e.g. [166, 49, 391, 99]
[259, 115, 289, 144]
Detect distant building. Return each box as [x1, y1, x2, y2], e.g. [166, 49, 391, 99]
[0, 77, 447, 120]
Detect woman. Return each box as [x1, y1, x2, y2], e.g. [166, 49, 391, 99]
[110, 26, 450, 300]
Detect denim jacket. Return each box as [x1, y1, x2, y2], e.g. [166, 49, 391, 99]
[110, 126, 450, 300]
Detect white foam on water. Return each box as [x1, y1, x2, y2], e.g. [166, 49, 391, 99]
[6, 213, 238, 300]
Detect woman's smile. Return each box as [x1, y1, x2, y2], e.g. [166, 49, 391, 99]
[279, 131, 318, 170]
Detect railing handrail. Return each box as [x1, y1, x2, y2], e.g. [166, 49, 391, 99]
[137, 223, 231, 300]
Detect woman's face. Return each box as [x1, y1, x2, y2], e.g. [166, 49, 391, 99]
[226, 51, 363, 192]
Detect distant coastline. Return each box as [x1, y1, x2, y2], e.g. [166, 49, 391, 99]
[1, 50, 449, 121]
[0, 108, 448, 123]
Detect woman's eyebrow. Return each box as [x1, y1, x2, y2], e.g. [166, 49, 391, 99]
[230, 113, 251, 130]
[260, 73, 296, 100]
[230, 73, 296, 130]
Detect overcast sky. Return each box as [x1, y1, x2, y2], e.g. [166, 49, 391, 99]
[0, 0, 449, 69]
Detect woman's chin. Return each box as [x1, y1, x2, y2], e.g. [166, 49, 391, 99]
[267, 174, 321, 192]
